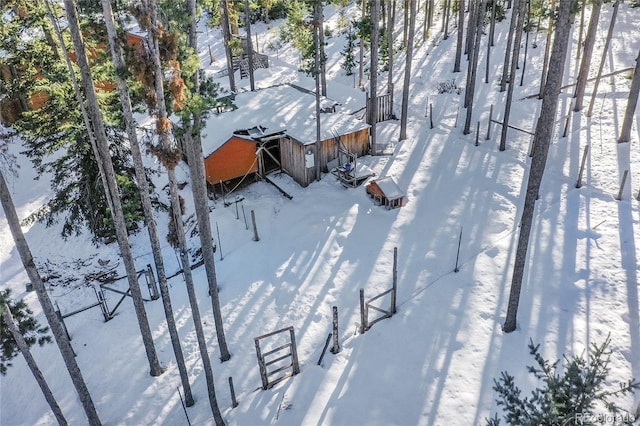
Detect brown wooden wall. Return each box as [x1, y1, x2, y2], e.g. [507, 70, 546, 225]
[279, 127, 369, 187]
[204, 136, 258, 185]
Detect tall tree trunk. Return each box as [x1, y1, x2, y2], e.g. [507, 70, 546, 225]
[370, 0, 380, 153]
[184, 0, 231, 362]
[503, 0, 576, 333]
[387, 0, 395, 114]
[2, 302, 67, 426]
[403, 0, 409, 47]
[619, 51, 640, 143]
[146, 0, 225, 422]
[318, 1, 327, 97]
[243, 0, 256, 91]
[221, 0, 237, 92]
[465, 0, 476, 58]
[63, 0, 163, 377]
[314, 0, 322, 182]
[99, 0, 194, 405]
[587, 0, 619, 118]
[443, 0, 451, 40]
[499, 0, 526, 151]
[399, 0, 416, 141]
[463, 0, 485, 135]
[0, 169, 102, 425]
[358, 0, 365, 88]
[453, 0, 464, 72]
[501, 0, 521, 92]
[539, 0, 557, 98]
[422, 0, 430, 40]
[573, 0, 602, 111]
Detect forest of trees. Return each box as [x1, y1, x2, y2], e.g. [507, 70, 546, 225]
[1, 0, 639, 424]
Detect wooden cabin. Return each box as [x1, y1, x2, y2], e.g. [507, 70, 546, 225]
[201, 84, 370, 189]
[366, 176, 406, 209]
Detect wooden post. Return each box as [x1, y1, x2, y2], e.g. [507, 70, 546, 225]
[251, 210, 260, 241]
[254, 338, 269, 390]
[486, 104, 493, 140]
[563, 108, 572, 138]
[475, 121, 480, 146]
[575, 145, 589, 188]
[289, 327, 300, 375]
[242, 204, 248, 229]
[616, 170, 629, 201]
[429, 103, 434, 129]
[331, 306, 340, 353]
[359, 289, 366, 334]
[391, 247, 397, 315]
[208, 44, 214, 64]
[228, 377, 239, 408]
[146, 264, 159, 300]
[317, 333, 332, 366]
[454, 105, 459, 128]
[454, 227, 463, 273]
[216, 222, 223, 261]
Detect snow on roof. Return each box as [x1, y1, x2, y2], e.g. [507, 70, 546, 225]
[373, 176, 405, 200]
[201, 84, 369, 157]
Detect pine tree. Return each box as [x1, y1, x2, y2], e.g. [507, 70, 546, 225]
[1, 294, 66, 425]
[488, 336, 639, 425]
[0, 290, 52, 375]
[340, 24, 357, 75]
[0, 0, 143, 241]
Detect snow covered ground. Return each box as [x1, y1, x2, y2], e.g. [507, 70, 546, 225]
[2, 2, 640, 425]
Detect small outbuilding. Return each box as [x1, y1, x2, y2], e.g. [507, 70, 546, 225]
[365, 176, 406, 209]
[200, 84, 370, 189]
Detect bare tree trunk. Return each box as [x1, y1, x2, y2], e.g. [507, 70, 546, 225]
[314, 1, 322, 182]
[221, 0, 237, 92]
[403, 0, 409, 47]
[184, 0, 231, 363]
[576, 0, 586, 61]
[99, 0, 193, 405]
[573, 0, 602, 111]
[146, 1, 225, 422]
[539, 0, 557, 98]
[503, 0, 576, 333]
[63, 0, 163, 377]
[463, 0, 486, 135]
[2, 302, 67, 426]
[619, 51, 640, 143]
[387, 0, 395, 116]
[358, 0, 365, 88]
[318, 0, 327, 96]
[499, 0, 526, 150]
[587, 0, 619, 118]
[453, 0, 465, 72]
[243, 0, 255, 91]
[443, 0, 451, 40]
[399, 0, 416, 141]
[370, 0, 380, 152]
[501, 0, 521, 92]
[423, 0, 430, 40]
[519, 0, 531, 86]
[0, 169, 102, 426]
